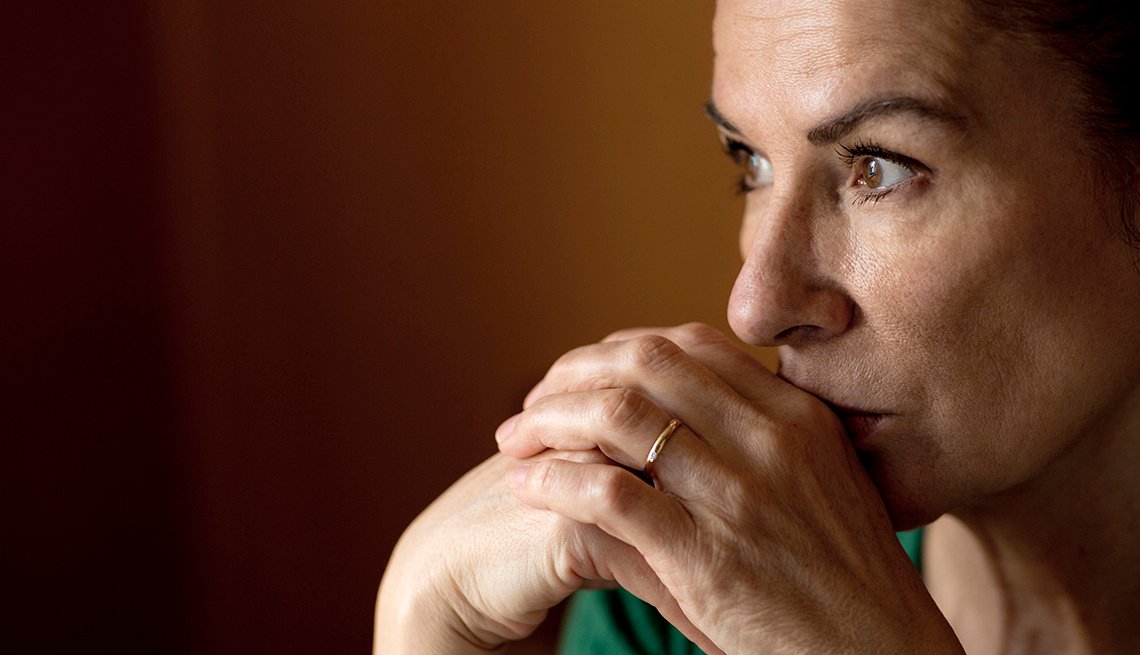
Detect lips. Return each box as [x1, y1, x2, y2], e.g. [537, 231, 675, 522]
[812, 395, 891, 446]
[777, 364, 892, 444]
[836, 410, 887, 445]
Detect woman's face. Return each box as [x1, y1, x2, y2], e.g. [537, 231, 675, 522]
[713, 0, 1140, 526]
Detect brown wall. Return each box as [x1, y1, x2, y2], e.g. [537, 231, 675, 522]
[7, 2, 774, 653]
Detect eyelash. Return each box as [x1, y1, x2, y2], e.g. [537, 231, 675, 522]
[720, 137, 926, 203]
[834, 140, 923, 205]
[735, 174, 756, 196]
[720, 138, 760, 195]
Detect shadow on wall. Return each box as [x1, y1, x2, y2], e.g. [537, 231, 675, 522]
[5, 2, 774, 653]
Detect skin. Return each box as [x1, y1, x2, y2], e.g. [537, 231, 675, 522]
[707, 0, 1140, 650]
[375, 448, 712, 652]
[376, 0, 1140, 652]
[713, 0, 1140, 533]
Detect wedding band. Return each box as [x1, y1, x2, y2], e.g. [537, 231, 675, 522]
[644, 418, 681, 475]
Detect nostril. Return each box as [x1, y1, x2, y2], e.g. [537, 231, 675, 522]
[728, 244, 858, 347]
[774, 324, 823, 345]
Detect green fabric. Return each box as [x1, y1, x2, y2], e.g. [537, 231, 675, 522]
[897, 527, 923, 571]
[557, 529, 924, 654]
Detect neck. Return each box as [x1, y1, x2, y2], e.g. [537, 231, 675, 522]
[924, 387, 1140, 655]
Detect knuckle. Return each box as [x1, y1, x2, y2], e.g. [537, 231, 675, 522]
[672, 321, 725, 348]
[532, 459, 561, 494]
[603, 327, 638, 342]
[547, 345, 584, 376]
[586, 468, 637, 516]
[628, 334, 684, 374]
[599, 387, 654, 433]
[774, 394, 842, 446]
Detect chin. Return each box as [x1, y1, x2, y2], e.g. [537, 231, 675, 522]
[858, 450, 950, 531]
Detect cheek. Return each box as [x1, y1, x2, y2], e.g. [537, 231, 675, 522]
[846, 230, 1051, 516]
[856, 189, 1138, 494]
[851, 174, 1059, 404]
[855, 233, 1020, 410]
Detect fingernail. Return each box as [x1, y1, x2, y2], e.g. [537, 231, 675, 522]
[495, 415, 518, 443]
[507, 464, 530, 489]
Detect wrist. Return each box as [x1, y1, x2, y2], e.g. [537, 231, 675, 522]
[375, 551, 507, 654]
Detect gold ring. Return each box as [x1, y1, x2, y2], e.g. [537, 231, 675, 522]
[644, 418, 681, 475]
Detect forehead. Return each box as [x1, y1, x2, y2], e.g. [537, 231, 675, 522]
[712, 0, 987, 136]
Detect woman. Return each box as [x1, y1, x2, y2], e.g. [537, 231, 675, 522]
[376, 0, 1140, 652]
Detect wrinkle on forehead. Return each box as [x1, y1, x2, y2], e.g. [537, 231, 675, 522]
[713, 0, 983, 139]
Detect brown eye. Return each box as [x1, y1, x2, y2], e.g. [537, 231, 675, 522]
[856, 156, 912, 189]
[863, 158, 882, 187]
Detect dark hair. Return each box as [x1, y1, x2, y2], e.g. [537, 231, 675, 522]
[972, 1, 1140, 253]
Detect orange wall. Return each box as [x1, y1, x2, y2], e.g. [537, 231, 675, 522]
[9, 2, 774, 653]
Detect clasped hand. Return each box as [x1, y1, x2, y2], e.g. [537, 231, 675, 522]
[376, 324, 959, 654]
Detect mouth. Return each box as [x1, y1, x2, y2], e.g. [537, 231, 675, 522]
[776, 366, 893, 445]
[833, 409, 888, 446]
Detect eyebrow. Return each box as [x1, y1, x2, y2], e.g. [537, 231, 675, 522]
[704, 96, 967, 145]
[704, 99, 744, 136]
[806, 97, 967, 145]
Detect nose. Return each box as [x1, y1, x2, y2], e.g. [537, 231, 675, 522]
[727, 195, 854, 347]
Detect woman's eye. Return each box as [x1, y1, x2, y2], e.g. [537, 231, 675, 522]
[835, 142, 927, 204]
[722, 137, 773, 192]
[743, 152, 774, 187]
[856, 156, 914, 189]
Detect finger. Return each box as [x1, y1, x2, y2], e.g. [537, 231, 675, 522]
[581, 531, 724, 655]
[507, 457, 727, 653]
[508, 458, 691, 564]
[498, 388, 700, 474]
[518, 333, 752, 445]
[602, 322, 779, 402]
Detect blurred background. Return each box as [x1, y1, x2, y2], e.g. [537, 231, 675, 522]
[5, 2, 774, 653]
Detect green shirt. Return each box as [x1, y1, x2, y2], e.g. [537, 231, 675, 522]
[557, 529, 924, 654]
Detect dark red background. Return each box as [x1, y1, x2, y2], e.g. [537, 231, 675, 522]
[4, 3, 772, 653]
